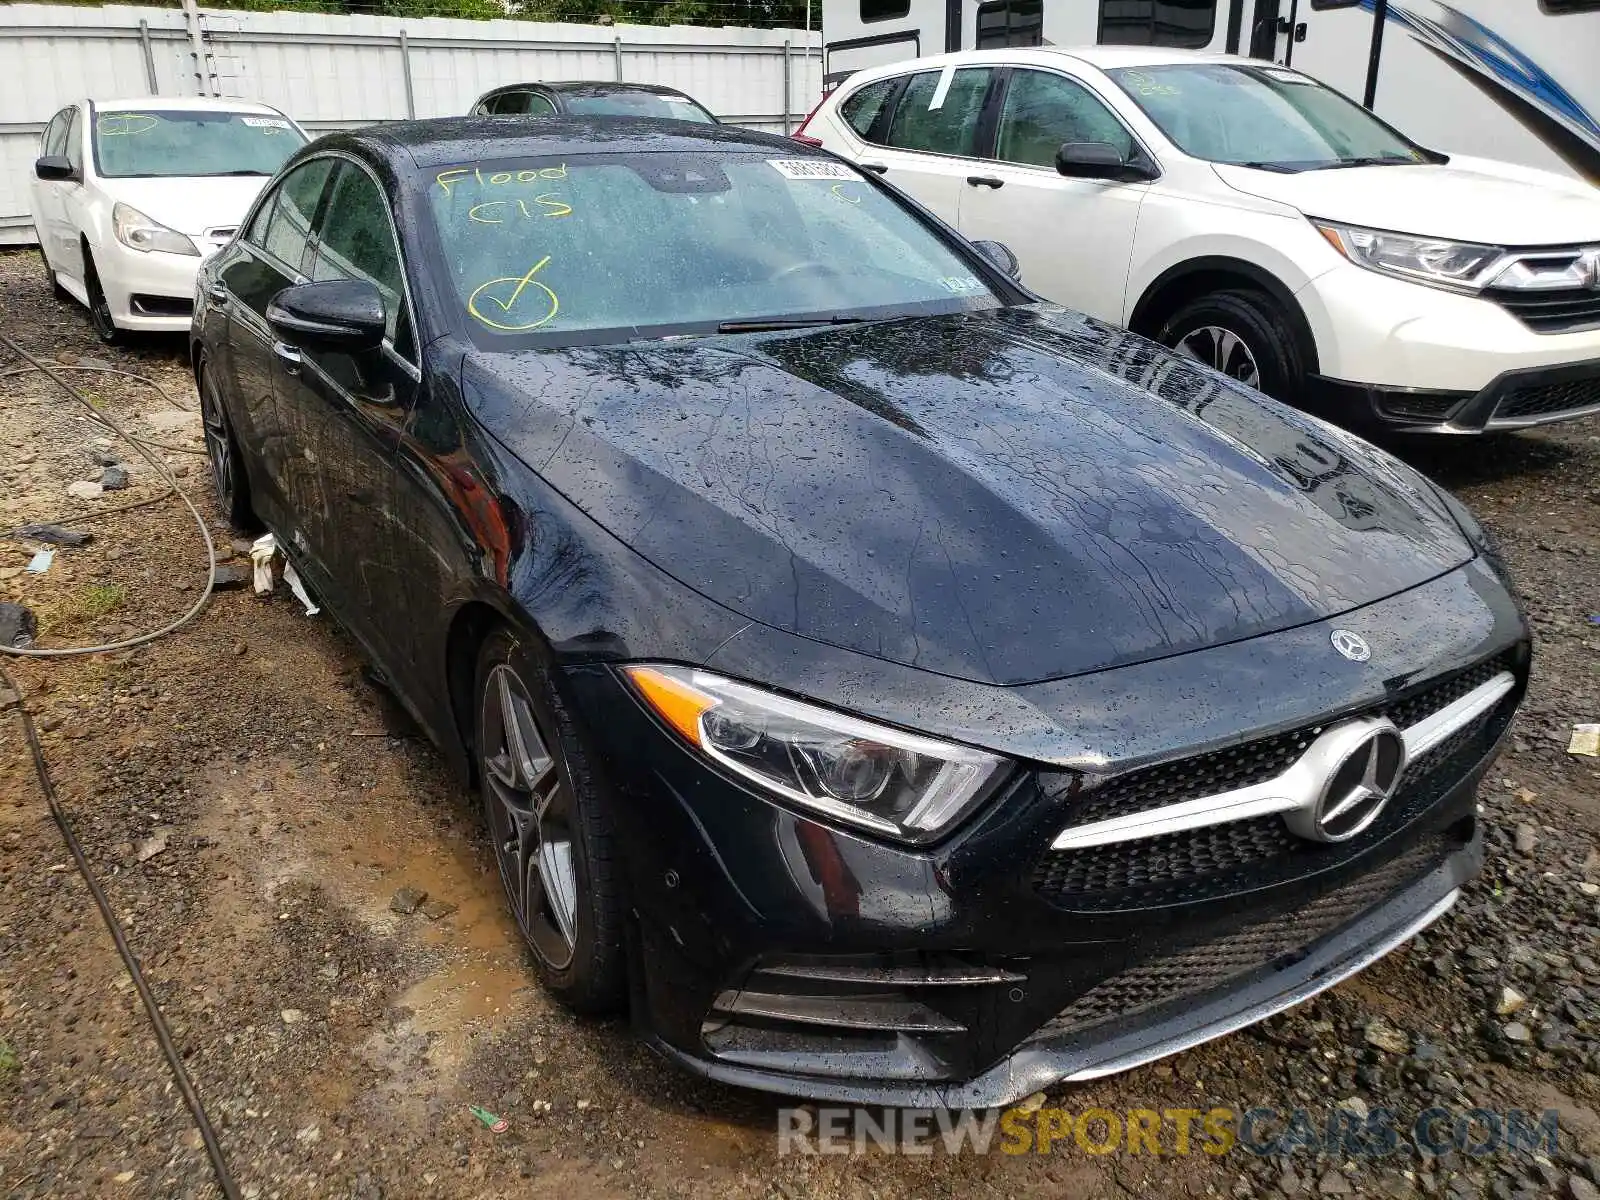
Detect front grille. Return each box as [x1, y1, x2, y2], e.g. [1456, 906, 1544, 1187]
[1032, 654, 1515, 912]
[1380, 392, 1465, 422]
[1486, 287, 1600, 335]
[1493, 376, 1600, 422]
[1036, 835, 1449, 1038]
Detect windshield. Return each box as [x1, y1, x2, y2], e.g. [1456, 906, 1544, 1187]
[425, 152, 1001, 346]
[93, 109, 306, 179]
[1107, 64, 1430, 170]
[560, 90, 716, 122]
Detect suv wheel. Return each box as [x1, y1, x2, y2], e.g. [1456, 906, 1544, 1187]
[198, 357, 258, 532]
[1158, 288, 1306, 401]
[83, 254, 119, 344]
[473, 628, 626, 1013]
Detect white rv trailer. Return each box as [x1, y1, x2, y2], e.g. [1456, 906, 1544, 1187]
[817, 1, 1600, 181]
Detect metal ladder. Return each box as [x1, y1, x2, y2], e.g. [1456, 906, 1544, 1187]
[181, 0, 246, 97]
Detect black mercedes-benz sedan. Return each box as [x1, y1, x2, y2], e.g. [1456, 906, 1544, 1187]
[191, 117, 1529, 1107]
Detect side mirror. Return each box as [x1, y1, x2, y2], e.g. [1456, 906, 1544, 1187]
[35, 155, 76, 182]
[971, 239, 1021, 281]
[1055, 141, 1157, 183]
[266, 279, 385, 353]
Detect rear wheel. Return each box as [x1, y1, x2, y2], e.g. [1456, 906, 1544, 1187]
[198, 357, 257, 532]
[473, 628, 626, 1013]
[82, 253, 119, 344]
[1158, 288, 1306, 402]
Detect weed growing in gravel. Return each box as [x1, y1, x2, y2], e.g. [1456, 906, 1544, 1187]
[0, 1039, 18, 1078]
[41, 581, 126, 633]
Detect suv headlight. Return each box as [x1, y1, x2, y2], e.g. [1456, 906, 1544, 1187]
[112, 202, 199, 256]
[1313, 220, 1502, 293]
[624, 665, 1008, 843]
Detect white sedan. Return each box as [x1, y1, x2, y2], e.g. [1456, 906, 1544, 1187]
[799, 47, 1600, 433]
[29, 97, 308, 341]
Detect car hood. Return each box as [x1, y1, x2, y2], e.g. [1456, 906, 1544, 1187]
[1213, 156, 1600, 245]
[101, 175, 271, 237]
[464, 306, 1472, 687]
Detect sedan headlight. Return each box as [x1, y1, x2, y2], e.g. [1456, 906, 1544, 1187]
[624, 665, 1007, 843]
[1313, 220, 1502, 293]
[112, 202, 199, 256]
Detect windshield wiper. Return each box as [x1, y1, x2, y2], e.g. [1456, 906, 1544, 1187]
[1316, 156, 1420, 170]
[1234, 161, 1307, 174]
[216, 169, 272, 176]
[716, 315, 866, 333]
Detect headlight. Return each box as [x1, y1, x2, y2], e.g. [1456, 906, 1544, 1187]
[1313, 220, 1502, 293]
[112, 202, 199, 256]
[623, 665, 1008, 843]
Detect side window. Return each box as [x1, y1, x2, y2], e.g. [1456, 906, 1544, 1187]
[976, 0, 1044, 49]
[861, 0, 911, 19]
[63, 108, 83, 172]
[310, 161, 411, 357]
[995, 70, 1138, 166]
[1099, 0, 1218, 49]
[885, 68, 994, 157]
[41, 110, 69, 157]
[839, 78, 897, 142]
[263, 159, 332, 273]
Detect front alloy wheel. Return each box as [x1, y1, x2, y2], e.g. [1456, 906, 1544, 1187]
[198, 360, 256, 530]
[83, 255, 119, 344]
[1174, 325, 1261, 389]
[472, 630, 625, 1012]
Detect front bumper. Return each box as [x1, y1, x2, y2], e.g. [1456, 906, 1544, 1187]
[91, 237, 201, 332]
[565, 605, 1524, 1106]
[1307, 356, 1600, 433]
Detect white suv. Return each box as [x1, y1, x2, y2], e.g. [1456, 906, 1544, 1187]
[29, 97, 307, 342]
[798, 47, 1600, 433]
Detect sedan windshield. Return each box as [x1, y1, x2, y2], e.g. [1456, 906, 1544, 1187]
[1107, 64, 1432, 171]
[426, 152, 1001, 344]
[560, 90, 716, 122]
[94, 109, 306, 179]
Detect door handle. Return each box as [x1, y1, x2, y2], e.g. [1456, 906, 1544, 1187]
[272, 341, 302, 375]
[966, 175, 1004, 189]
[860, 162, 889, 174]
[206, 283, 229, 306]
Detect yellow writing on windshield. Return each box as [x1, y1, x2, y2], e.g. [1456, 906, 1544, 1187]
[1123, 71, 1180, 97]
[98, 114, 159, 136]
[437, 163, 568, 197]
[468, 256, 559, 332]
[829, 184, 863, 205]
[467, 195, 573, 224]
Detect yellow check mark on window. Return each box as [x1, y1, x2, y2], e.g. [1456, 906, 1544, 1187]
[467, 256, 559, 331]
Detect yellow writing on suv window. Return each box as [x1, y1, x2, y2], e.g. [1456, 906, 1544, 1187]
[467, 195, 573, 224]
[98, 114, 159, 137]
[467, 256, 559, 332]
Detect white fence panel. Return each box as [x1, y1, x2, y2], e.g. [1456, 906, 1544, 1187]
[0, 3, 822, 244]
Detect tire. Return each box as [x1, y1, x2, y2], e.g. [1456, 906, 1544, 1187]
[39, 248, 67, 300]
[1157, 288, 1307, 402]
[197, 356, 258, 532]
[82, 252, 120, 344]
[473, 627, 626, 1013]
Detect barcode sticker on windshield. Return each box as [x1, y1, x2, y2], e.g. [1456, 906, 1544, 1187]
[768, 159, 859, 181]
[242, 116, 291, 128]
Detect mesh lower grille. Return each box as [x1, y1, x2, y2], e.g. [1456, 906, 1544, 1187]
[1037, 835, 1449, 1037]
[1494, 377, 1600, 421]
[1381, 392, 1463, 422]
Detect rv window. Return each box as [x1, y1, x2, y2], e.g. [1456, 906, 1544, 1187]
[976, 0, 1044, 49]
[885, 68, 995, 157]
[996, 70, 1137, 167]
[1540, 0, 1600, 10]
[1100, 0, 1217, 49]
[840, 79, 898, 142]
[861, 0, 912, 21]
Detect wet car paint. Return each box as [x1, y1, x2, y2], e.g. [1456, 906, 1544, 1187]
[190, 118, 1529, 1106]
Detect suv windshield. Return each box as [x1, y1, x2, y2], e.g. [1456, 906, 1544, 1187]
[560, 90, 716, 122]
[1107, 64, 1432, 171]
[426, 151, 1001, 345]
[93, 109, 306, 179]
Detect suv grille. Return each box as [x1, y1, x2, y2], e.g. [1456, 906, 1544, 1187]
[1032, 655, 1514, 912]
[1485, 287, 1600, 335]
[1037, 834, 1451, 1038]
[1493, 376, 1600, 422]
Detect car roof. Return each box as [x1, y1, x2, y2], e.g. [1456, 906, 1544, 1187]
[836, 44, 1240, 85]
[351, 115, 808, 168]
[91, 96, 290, 115]
[485, 81, 699, 97]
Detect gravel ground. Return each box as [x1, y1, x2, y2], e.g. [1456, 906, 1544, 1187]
[0, 247, 1597, 1199]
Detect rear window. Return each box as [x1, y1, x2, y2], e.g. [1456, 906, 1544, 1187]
[839, 78, 896, 141]
[559, 91, 716, 123]
[424, 151, 999, 346]
[93, 109, 305, 179]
